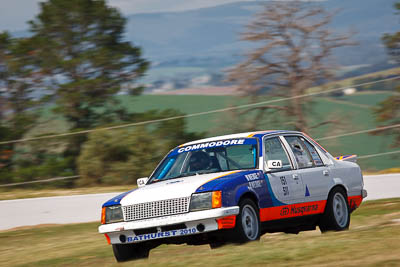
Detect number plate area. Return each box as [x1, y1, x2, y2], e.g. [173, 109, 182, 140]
[107, 219, 218, 244]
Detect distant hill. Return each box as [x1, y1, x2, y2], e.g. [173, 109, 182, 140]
[126, 0, 397, 65]
[10, 0, 399, 91]
[122, 0, 399, 90]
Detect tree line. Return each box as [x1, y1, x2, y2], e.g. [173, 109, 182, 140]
[0, 0, 203, 187]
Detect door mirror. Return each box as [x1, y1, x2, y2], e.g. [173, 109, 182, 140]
[137, 177, 148, 187]
[266, 160, 283, 169]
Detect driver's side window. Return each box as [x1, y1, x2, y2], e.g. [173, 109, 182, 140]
[264, 137, 292, 172]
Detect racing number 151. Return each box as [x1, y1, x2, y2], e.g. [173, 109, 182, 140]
[280, 176, 289, 196]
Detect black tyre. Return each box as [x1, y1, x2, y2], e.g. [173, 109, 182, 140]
[233, 199, 260, 242]
[112, 243, 150, 262]
[209, 241, 226, 249]
[319, 187, 350, 232]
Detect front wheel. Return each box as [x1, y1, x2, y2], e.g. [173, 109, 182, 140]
[112, 243, 150, 262]
[319, 187, 350, 232]
[233, 199, 260, 242]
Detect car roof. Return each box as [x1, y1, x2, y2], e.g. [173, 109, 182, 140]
[180, 130, 303, 147]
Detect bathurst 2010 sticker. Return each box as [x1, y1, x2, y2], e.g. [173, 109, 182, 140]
[126, 228, 197, 242]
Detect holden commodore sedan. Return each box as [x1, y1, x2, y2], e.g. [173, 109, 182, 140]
[98, 130, 367, 261]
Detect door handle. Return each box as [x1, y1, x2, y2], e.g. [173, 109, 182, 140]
[323, 170, 329, 176]
[292, 174, 299, 180]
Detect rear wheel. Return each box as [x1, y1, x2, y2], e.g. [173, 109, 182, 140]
[112, 243, 150, 262]
[233, 199, 260, 242]
[319, 187, 350, 232]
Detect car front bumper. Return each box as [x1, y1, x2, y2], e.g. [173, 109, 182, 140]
[98, 206, 239, 244]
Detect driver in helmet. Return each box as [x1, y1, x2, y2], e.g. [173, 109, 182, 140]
[290, 139, 310, 168]
[189, 151, 211, 172]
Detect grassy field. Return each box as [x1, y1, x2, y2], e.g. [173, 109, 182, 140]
[338, 91, 396, 106]
[0, 198, 399, 266]
[32, 92, 399, 172]
[29, 67, 400, 172]
[307, 67, 400, 93]
[114, 91, 400, 171]
[309, 94, 398, 171]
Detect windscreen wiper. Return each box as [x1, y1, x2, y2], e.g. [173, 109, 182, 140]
[149, 173, 193, 184]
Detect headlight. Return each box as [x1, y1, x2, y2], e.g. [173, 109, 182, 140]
[101, 205, 123, 224]
[190, 191, 222, 211]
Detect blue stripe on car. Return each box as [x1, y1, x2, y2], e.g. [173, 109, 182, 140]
[102, 188, 136, 207]
[194, 171, 250, 193]
[263, 173, 286, 206]
[194, 170, 286, 209]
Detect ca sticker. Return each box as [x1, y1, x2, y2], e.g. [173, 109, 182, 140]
[267, 160, 282, 169]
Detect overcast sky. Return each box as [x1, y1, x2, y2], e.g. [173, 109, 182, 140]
[0, 0, 254, 32]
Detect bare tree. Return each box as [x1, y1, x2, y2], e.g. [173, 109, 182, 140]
[374, 2, 400, 148]
[227, 0, 353, 132]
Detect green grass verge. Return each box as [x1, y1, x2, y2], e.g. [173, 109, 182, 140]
[1, 198, 399, 266]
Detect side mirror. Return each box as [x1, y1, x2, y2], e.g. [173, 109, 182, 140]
[137, 177, 149, 188]
[266, 160, 283, 169]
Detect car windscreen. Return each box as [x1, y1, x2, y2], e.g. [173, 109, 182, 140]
[148, 138, 258, 183]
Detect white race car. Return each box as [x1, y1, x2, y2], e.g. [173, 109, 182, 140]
[98, 130, 367, 261]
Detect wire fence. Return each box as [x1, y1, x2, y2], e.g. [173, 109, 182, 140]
[0, 76, 399, 146]
[0, 175, 80, 188]
[315, 124, 400, 141]
[0, 76, 399, 187]
[358, 150, 400, 160]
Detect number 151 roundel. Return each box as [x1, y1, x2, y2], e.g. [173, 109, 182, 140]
[98, 130, 367, 262]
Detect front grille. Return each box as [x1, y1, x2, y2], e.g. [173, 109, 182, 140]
[122, 197, 190, 221]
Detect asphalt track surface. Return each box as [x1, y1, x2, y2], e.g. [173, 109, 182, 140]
[1, 174, 399, 231]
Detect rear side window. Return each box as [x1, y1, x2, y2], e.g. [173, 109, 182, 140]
[285, 136, 324, 168]
[285, 136, 313, 169]
[264, 137, 292, 171]
[302, 139, 324, 166]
